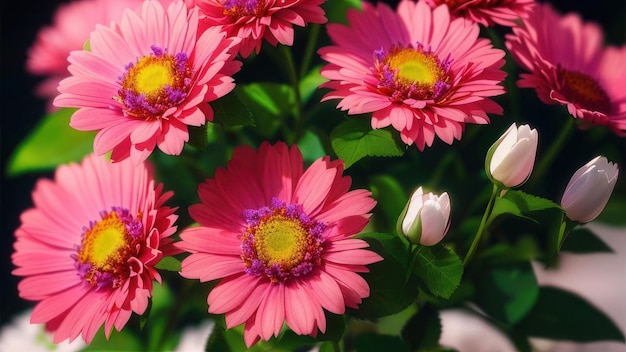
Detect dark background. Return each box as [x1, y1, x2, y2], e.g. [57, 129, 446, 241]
[1, 0, 625, 331]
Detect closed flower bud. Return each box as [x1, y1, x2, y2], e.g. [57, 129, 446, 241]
[399, 187, 451, 246]
[486, 123, 538, 188]
[561, 156, 619, 223]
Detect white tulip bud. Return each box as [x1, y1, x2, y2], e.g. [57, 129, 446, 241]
[399, 187, 451, 246]
[486, 123, 538, 188]
[561, 156, 619, 223]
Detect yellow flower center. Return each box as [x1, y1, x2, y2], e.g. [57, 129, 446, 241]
[116, 47, 192, 120]
[254, 215, 307, 270]
[76, 209, 143, 289]
[132, 60, 175, 97]
[241, 198, 326, 283]
[387, 48, 440, 87]
[376, 45, 452, 102]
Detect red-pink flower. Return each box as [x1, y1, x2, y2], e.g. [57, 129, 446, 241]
[423, 0, 534, 27]
[26, 0, 144, 111]
[505, 2, 626, 136]
[196, 0, 327, 58]
[176, 141, 382, 347]
[53, 0, 242, 163]
[11, 153, 179, 344]
[318, 0, 507, 150]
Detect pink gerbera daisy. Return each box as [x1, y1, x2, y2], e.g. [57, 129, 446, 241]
[53, 0, 242, 163]
[318, 0, 507, 150]
[423, 0, 534, 27]
[505, 2, 626, 136]
[11, 153, 179, 344]
[26, 0, 144, 111]
[176, 141, 383, 347]
[196, 0, 328, 58]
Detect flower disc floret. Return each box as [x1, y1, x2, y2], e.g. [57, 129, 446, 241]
[74, 208, 143, 290]
[375, 44, 452, 102]
[117, 46, 193, 120]
[241, 198, 326, 282]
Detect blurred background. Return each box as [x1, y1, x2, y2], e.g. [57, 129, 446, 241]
[2, 0, 625, 346]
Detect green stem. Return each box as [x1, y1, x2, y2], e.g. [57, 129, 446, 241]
[463, 183, 500, 266]
[528, 117, 575, 190]
[279, 45, 303, 143]
[299, 24, 321, 79]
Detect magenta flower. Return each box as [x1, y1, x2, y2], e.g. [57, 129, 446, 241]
[176, 141, 383, 347]
[505, 2, 626, 136]
[423, 0, 535, 27]
[318, 0, 507, 150]
[196, 0, 327, 58]
[54, 0, 242, 163]
[11, 153, 179, 344]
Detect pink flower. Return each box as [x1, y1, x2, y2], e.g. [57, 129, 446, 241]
[11, 153, 179, 344]
[196, 0, 327, 58]
[26, 0, 144, 111]
[318, 0, 507, 150]
[423, 0, 534, 27]
[505, 2, 626, 136]
[54, 0, 242, 163]
[176, 141, 383, 347]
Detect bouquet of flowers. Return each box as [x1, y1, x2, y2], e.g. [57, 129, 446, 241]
[2, 0, 625, 351]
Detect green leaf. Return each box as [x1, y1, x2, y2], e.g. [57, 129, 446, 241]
[7, 108, 95, 176]
[188, 124, 209, 151]
[155, 256, 182, 272]
[560, 226, 613, 253]
[353, 333, 410, 352]
[489, 196, 535, 224]
[369, 174, 409, 233]
[211, 91, 254, 127]
[236, 82, 295, 137]
[413, 245, 463, 299]
[515, 286, 625, 342]
[205, 323, 233, 352]
[401, 304, 442, 351]
[297, 129, 327, 163]
[82, 327, 142, 351]
[139, 298, 152, 331]
[502, 190, 563, 213]
[324, 0, 362, 24]
[478, 236, 541, 264]
[299, 64, 326, 104]
[330, 118, 404, 168]
[475, 262, 539, 325]
[349, 233, 419, 319]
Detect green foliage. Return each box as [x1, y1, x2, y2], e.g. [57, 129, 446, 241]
[330, 118, 405, 168]
[412, 245, 464, 299]
[515, 287, 626, 342]
[350, 232, 419, 319]
[155, 256, 182, 272]
[475, 262, 539, 325]
[7, 108, 94, 176]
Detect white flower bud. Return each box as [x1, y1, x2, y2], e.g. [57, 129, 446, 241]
[561, 156, 619, 223]
[486, 123, 538, 188]
[400, 187, 451, 246]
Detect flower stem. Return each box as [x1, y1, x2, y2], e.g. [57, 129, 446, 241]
[279, 45, 304, 143]
[528, 117, 575, 190]
[463, 183, 500, 266]
[299, 24, 321, 78]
